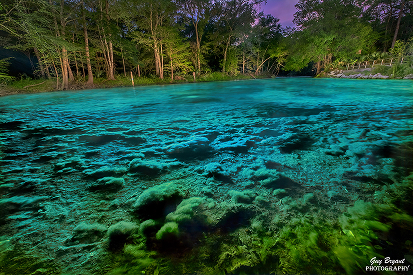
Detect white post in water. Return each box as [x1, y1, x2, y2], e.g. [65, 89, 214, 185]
[193, 72, 196, 82]
[131, 71, 134, 87]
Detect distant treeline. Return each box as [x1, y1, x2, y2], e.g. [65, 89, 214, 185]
[0, 0, 412, 88]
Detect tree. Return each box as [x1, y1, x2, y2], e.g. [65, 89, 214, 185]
[81, 0, 93, 85]
[359, 0, 413, 51]
[208, 0, 263, 73]
[177, 0, 211, 73]
[163, 26, 194, 80]
[285, 0, 377, 74]
[131, 0, 178, 79]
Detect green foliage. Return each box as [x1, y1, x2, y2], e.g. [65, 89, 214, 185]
[390, 40, 407, 59]
[221, 48, 239, 76]
[371, 65, 391, 75]
[0, 58, 13, 85]
[286, 0, 378, 74]
[197, 72, 250, 82]
[106, 242, 158, 275]
[0, 240, 60, 275]
[275, 216, 342, 274]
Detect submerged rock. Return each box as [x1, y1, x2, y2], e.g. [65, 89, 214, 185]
[132, 182, 184, 220]
[107, 221, 139, 251]
[128, 158, 182, 177]
[68, 222, 108, 245]
[88, 177, 124, 192]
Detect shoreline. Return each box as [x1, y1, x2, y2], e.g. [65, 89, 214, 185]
[324, 68, 413, 80]
[0, 74, 258, 97]
[1, 73, 412, 98]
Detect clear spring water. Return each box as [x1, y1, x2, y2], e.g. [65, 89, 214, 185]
[0, 78, 412, 274]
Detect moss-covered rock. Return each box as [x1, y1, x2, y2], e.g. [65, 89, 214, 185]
[132, 182, 184, 220]
[83, 166, 128, 180]
[107, 221, 139, 252]
[228, 190, 256, 204]
[69, 222, 107, 245]
[88, 177, 124, 192]
[155, 222, 179, 240]
[138, 219, 160, 238]
[128, 158, 182, 177]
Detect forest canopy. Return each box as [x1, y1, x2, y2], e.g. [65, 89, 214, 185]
[0, 0, 412, 89]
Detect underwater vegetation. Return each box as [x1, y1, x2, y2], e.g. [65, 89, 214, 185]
[0, 79, 412, 274]
[88, 172, 413, 275]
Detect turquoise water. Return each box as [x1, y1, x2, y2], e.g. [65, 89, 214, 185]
[0, 78, 412, 274]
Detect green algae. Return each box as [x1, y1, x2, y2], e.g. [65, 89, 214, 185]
[99, 171, 413, 275]
[0, 239, 60, 275]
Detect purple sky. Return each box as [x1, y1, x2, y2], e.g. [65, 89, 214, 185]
[262, 0, 300, 27]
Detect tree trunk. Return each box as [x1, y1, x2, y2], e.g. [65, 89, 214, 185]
[160, 43, 164, 79]
[60, 0, 69, 90]
[81, 59, 85, 80]
[106, 0, 115, 80]
[242, 51, 245, 74]
[154, 43, 160, 76]
[255, 57, 271, 75]
[107, 40, 115, 79]
[33, 47, 45, 78]
[52, 59, 59, 90]
[222, 36, 231, 73]
[315, 60, 322, 75]
[391, 0, 405, 49]
[170, 58, 173, 81]
[67, 57, 74, 81]
[121, 48, 126, 77]
[74, 53, 80, 78]
[194, 20, 201, 72]
[61, 48, 69, 90]
[83, 8, 93, 86]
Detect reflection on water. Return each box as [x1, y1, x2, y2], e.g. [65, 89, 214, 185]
[0, 78, 412, 274]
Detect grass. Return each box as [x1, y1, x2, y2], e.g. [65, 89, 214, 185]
[0, 72, 256, 97]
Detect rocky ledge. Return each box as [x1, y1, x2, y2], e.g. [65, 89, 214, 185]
[328, 70, 413, 79]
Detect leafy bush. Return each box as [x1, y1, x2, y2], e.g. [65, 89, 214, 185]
[0, 58, 14, 85]
[371, 65, 392, 75]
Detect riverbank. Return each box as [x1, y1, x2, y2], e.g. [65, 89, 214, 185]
[325, 67, 413, 79]
[0, 73, 256, 97]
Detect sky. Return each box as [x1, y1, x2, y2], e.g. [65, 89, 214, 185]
[261, 0, 300, 27]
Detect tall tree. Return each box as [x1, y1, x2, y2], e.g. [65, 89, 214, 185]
[132, 0, 177, 79]
[286, 0, 377, 74]
[81, 0, 93, 85]
[178, 0, 210, 73]
[209, 0, 262, 73]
